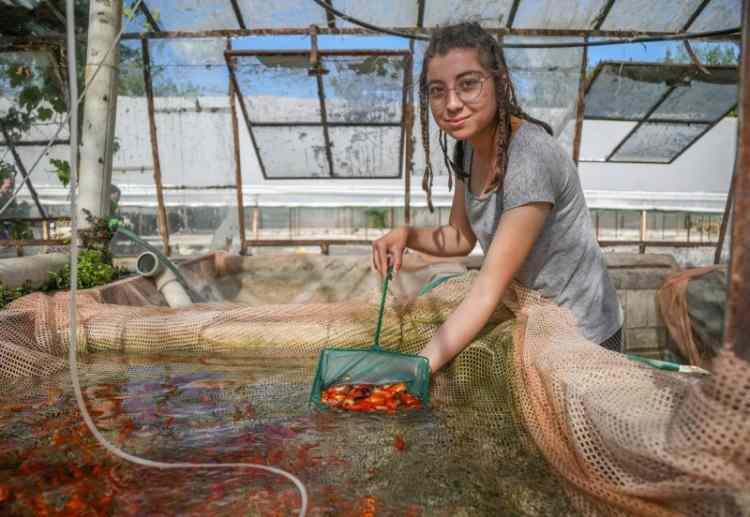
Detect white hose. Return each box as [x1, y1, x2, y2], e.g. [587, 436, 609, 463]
[64, 2, 308, 514]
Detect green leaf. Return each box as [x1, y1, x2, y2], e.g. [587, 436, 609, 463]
[19, 86, 42, 112]
[50, 158, 71, 188]
[37, 107, 53, 121]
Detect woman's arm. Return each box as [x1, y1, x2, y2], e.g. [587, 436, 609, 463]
[406, 179, 477, 256]
[372, 180, 477, 273]
[418, 201, 551, 372]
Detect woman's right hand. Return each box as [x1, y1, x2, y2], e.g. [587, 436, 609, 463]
[372, 226, 410, 276]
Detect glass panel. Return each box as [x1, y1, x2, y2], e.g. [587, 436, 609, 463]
[505, 37, 583, 156]
[148, 39, 229, 98]
[328, 126, 401, 178]
[233, 55, 320, 123]
[600, 0, 704, 32]
[322, 55, 405, 123]
[610, 122, 709, 163]
[335, 0, 418, 28]
[512, 0, 609, 29]
[689, 0, 741, 32]
[650, 77, 737, 122]
[422, 0, 515, 28]
[253, 126, 328, 178]
[113, 96, 154, 187]
[579, 120, 638, 161]
[237, 0, 328, 28]
[584, 64, 671, 120]
[136, 0, 240, 31]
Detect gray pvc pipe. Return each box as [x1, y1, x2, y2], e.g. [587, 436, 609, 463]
[0, 252, 68, 289]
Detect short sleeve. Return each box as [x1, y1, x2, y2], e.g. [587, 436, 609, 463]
[502, 132, 559, 211]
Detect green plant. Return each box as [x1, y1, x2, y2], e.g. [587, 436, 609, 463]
[365, 208, 388, 229]
[0, 281, 34, 309]
[46, 248, 124, 291]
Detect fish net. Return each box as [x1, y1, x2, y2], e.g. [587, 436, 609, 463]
[0, 253, 747, 515]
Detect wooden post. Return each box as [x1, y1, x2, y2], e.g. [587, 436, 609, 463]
[227, 39, 247, 254]
[141, 38, 171, 256]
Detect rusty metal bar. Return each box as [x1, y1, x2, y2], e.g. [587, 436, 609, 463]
[141, 37, 171, 256]
[227, 38, 247, 253]
[723, 0, 750, 361]
[506, 0, 522, 29]
[0, 123, 48, 218]
[593, 0, 617, 30]
[0, 239, 67, 247]
[137, 1, 162, 32]
[78, 26, 744, 41]
[572, 36, 588, 164]
[228, 0, 247, 30]
[322, 0, 337, 29]
[225, 54, 269, 179]
[309, 25, 335, 177]
[597, 240, 719, 248]
[226, 49, 410, 58]
[237, 121, 400, 127]
[0, 216, 69, 223]
[605, 86, 677, 162]
[403, 47, 414, 225]
[416, 0, 425, 29]
[0, 139, 69, 146]
[682, 0, 713, 32]
[715, 162, 737, 264]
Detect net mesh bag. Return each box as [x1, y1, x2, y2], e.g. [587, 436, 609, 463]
[0, 253, 747, 515]
[658, 266, 728, 369]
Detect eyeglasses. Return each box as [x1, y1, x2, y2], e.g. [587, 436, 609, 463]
[426, 73, 490, 109]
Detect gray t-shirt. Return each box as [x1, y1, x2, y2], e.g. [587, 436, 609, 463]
[463, 121, 622, 344]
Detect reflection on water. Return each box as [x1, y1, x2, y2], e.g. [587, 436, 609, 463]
[0, 353, 574, 516]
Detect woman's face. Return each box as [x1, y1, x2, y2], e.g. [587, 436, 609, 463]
[425, 48, 498, 141]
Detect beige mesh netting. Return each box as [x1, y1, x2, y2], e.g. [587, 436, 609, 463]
[0, 253, 747, 515]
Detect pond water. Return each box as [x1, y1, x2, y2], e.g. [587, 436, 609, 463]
[0, 352, 574, 516]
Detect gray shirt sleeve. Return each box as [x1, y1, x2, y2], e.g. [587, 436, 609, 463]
[502, 140, 558, 211]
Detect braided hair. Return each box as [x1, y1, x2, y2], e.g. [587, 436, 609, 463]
[418, 23, 553, 211]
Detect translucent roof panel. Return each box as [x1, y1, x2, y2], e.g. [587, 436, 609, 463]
[328, 126, 402, 178]
[334, 0, 418, 28]
[584, 64, 671, 120]
[322, 55, 405, 123]
[253, 126, 328, 178]
[422, 0, 514, 28]
[579, 120, 638, 162]
[512, 0, 609, 30]
[600, 0, 705, 32]
[609, 122, 709, 163]
[505, 37, 584, 156]
[689, 0, 741, 32]
[142, 0, 240, 31]
[233, 55, 320, 123]
[650, 75, 737, 122]
[147, 39, 229, 99]
[237, 0, 328, 29]
[155, 106, 237, 187]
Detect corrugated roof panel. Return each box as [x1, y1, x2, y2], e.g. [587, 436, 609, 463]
[233, 56, 320, 123]
[236, 0, 328, 29]
[600, 0, 704, 32]
[511, 0, 610, 30]
[688, 0, 742, 32]
[142, 0, 240, 31]
[651, 77, 737, 122]
[585, 64, 672, 120]
[322, 56, 404, 123]
[253, 126, 328, 178]
[328, 126, 402, 177]
[609, 122, 709, 162]
[334, 0, 419, 28]
[422, 0, 514, 28]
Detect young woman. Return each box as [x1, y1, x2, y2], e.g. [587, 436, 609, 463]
[372, 23, 622, 373]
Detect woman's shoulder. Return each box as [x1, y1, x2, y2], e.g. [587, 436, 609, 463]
[511, 121, 571, 169]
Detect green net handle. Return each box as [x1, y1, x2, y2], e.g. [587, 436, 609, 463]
[371, 267, 392, 350]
